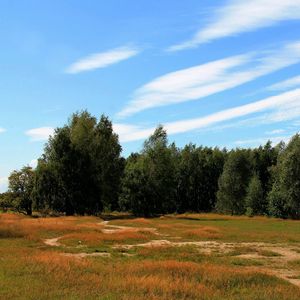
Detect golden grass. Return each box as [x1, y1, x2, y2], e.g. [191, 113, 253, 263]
[21, 255, 300, 299]
[0, 213, 104, 241]
[29, 250, 91, 270]
[184, 226, 222, 239]
[61, 230, 153, 246]
[2, 212, 300, 299]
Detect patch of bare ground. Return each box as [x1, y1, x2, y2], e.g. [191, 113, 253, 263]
[43, 237, 62, 247]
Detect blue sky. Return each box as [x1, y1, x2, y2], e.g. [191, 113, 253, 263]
[1, 0, 300, 191]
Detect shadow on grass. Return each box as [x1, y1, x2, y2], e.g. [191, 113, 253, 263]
[99, 213, 230, 222]
[175, 216, 230, 222]
[99, 214, 136, 221]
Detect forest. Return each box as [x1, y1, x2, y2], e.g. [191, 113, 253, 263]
[1, 110, 300, 219]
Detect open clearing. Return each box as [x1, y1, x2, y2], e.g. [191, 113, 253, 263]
[2, 213, 300, 299]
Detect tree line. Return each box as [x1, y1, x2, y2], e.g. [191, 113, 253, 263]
[1, 110, 300, 219]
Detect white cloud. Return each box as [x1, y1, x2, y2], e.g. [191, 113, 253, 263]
[164, 89, 300, 135]
[168, 0, 300, 51]
[25, 127, 54, 142]
[235, 136, 290, 146]
[267, 75, 300, 91]
[65, 46, 140, 74]
[116, 88, 300, 142]
[265, 129, 286, 135]
[0, 127, 6, 133]
[0, 177, 8, 193]
[113, 123, 154, 143]
[118, 41, 300, 118]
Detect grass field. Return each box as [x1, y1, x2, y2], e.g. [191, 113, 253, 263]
[1, 212, 300, 299]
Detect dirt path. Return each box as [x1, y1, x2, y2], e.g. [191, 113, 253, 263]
[43, 237, 62, 247]
[99, 220, 161, 235]
[42, 220, 161, 258]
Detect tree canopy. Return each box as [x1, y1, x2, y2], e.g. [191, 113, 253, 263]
[4, 110, 300, 219]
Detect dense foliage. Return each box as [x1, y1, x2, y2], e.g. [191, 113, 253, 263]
[2, 111, 300, 219]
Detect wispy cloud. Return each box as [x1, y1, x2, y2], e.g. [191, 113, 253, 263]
[113, 123, 154, 143]
[234, 135, 290, 146]
[0, 127, 6, 133]
[265, 129, 286, 135]
[267, 75, 300, 91]
[65, 46, 140, 74]
[25, 127, 54, 142]
[168, 0, 300, 51]
[115, 89, 300, 142]
[117, 41, 300, 118]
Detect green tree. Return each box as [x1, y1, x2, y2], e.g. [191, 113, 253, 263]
[268, 134, 300, 219]
[0, 192, 14, 211]
[33, 160, 65, 212]
[120, 126, 177, 216]
[93, 115, 124, 212]
[177, 145, 225, 213]
[119, 153, 153, 216]
[216, 150, 251, 215]
[35, 111, 123, 215]
[8, 166, 35, 215]
[249, 141, 279, 213]
[245, 174, 264, 216]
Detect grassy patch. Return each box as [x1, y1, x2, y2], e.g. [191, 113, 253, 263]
[230, 258, 264, 266]
[258, 249, 282, 257]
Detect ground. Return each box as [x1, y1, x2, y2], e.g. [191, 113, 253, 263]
[1, 213, 300, 299]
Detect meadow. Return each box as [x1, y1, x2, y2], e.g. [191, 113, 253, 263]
[1, 212, 300, 299]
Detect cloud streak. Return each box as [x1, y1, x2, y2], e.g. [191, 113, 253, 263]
[267, 75, 300, 91]
[118, 41, 300, 118]
[265, 129, 286, 135]
[0, 127, 6, 133]
[115, 89, 300, 142]
[168, 0, 300, 51]
[65, 46, 140, 74]
[25, 127, 54, 142]
[234, 135, 290, 146]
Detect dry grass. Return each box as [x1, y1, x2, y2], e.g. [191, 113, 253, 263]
[61, 230, 154, 247]
[0, 213, 104, 241]
[184, 226, 222, 239]
[2, 212, 300, 299]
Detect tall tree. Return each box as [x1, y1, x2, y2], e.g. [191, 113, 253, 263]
[176, 145, 225, 212]
[250, 141, 278, 202]
[93, 115, 124, 211]
[245, 174, 265, 216]
[216, 150, 251, 215]
[36, 111, 123, 215]
[268, 134, 300, 219]
[120, 126, 177, 216]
